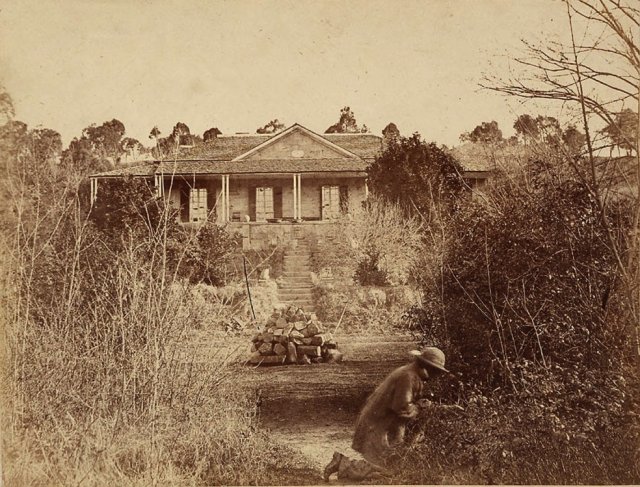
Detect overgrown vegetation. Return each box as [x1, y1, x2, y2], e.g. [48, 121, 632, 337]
[390, 0, 640, 478]
[400, 154, 638, 482]
[0, 107, 311, 485]
[310, 196, 424, 287]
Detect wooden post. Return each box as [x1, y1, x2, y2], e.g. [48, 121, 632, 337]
[221, 174, 229, 222]
[292, 173, 298, 219]
[243, 255, 256, 321]
[297, 174, 302, 220]
[90, 178, 98, 205]
[225, 175, 230, 222]
[333, 300, 350, 334]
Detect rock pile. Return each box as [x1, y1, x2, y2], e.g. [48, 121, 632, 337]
[249, 306, 342, 366]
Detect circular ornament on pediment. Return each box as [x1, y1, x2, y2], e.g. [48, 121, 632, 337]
[291, 149, 304, 158]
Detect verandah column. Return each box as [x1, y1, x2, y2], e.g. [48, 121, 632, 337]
[297, 174, 302, 220]
[90, 177, 98, 204]
[220, 174, 230, 223]
[225, 174, 230, 222]
[292, 173, 298, 219]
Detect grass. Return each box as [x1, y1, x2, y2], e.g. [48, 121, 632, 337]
[0, 165, 315, 485]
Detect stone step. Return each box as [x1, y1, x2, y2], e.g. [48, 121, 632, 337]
[281, 280, 313, 286]
[278, 289, 314, 297]
[283, 257, 311, 264]
[279, 282, 314, 289]
[284, 254, 311, 260]
[284, 260, 311, 267]
[282, 271, 312, 278]
[283, 265, 311, 271]
[281, 298, 314, 306]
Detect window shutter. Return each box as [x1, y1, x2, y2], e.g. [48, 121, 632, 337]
[255, 187, 265, 222]
[190, 188, 207, 223]
[264, 187, 274, 219]
[330, 186, 339, 218]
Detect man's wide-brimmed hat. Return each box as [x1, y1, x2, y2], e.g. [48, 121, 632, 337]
[409, 347, 449, 373]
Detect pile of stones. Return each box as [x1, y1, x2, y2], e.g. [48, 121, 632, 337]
[248, 306, 342, 365]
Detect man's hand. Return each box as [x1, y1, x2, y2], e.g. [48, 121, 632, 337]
[416, 398, 433, 408]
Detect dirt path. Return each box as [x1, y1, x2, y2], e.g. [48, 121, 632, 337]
[237, 335, 418, 482]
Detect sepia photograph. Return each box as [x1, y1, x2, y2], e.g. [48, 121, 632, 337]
[0, 0, 638, 485]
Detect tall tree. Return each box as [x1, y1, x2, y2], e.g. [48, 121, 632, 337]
[562, 124, 587, 155]
[0, 87, 14, 125]
[513, 114, 540, 144]
[367, 133, 465, 222]
[382, 122, 400, 141]
[121, 137, 144, 162]
[203, 127, 222, 142]
[63, 119, 127, 173]
[83, 119, 126, 164]
[256, 119, 285, 134]
[325, 106, 369, 134]
[460, 120, 504, 144]
[171, 122, 193, 146]
[152, 122, 196, 158]
[602, 108, 638, 155]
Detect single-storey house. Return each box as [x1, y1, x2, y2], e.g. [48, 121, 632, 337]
[91, 123, 493, 248]
[91, 123, 380, 248]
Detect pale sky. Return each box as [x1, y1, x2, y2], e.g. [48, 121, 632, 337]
[0, 0, 570, 148]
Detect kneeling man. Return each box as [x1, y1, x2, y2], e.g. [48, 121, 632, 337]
[323, 347, 449, 482]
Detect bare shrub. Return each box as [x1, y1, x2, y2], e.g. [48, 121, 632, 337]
[0, 119, 310, 484]
[311, 196, 424, 285]
[314, 282, 420, 333]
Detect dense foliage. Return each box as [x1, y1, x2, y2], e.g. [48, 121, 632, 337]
[367, 133, 465, 220]
[439, 161, 629, 384]
[403, 155, 639, 484]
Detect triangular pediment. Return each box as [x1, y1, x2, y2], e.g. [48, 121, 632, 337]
[232, 124, 360, 161]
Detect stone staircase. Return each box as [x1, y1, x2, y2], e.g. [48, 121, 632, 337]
[278, 237, 315, 312]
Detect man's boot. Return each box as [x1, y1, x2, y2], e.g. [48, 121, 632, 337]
[323, 451, 344, 482]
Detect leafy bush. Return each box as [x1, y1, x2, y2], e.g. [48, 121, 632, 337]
[405, 156, 639, 484]
[354, 250, 389, 286]
[314, 283, 420, 333]
[396, 367, 638, 484]
[367, 132, 466, 220]
[437, 160, 628, 387]
[181, 223, 242, 285]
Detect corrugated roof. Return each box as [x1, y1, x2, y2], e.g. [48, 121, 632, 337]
[155, 158, 367, 175]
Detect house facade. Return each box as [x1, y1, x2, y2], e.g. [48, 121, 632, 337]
[91, 123, 494, 249]
[91, 124, 380, 248]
